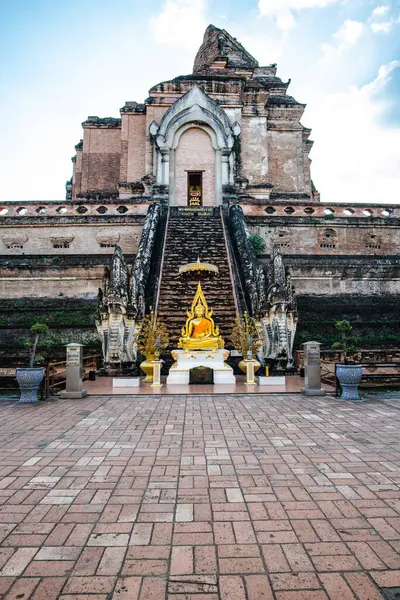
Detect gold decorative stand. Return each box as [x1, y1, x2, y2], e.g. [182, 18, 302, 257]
[151, 359, 162, 387]
[244, 359, 257, 385]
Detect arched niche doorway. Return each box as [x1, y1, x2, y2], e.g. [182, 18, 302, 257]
[150, 86, 241, 206]
[174, 126, 216, 207]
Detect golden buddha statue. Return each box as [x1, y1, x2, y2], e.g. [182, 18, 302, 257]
[178, 282, 225, 351]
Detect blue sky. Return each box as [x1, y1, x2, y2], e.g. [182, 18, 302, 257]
[1, 0, 399, 203]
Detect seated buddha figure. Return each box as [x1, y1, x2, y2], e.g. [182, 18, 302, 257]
[189, 302, 212, 339]
[178, 282, 224, 351]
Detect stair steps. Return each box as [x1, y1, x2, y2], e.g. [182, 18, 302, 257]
[156, 212, 238, 349]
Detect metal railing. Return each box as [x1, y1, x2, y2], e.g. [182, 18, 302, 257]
[320, 360, 336, 386]
[295, 348, 400, 370]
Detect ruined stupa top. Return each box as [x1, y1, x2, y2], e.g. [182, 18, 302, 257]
[193, 25, 259, 73]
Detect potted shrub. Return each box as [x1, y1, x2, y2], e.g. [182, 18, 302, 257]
[137, 312, 169, 382]
[332, 319, 362, 401]
[16, 323, 49, 403]
[231, 312, 262, 374]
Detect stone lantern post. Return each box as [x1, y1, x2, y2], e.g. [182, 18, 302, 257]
[60, 343, 87, 399]
[301, 341, 326, 396]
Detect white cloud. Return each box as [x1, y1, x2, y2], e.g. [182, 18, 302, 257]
[276, 11, 296, 31]
[369, 4, 397, 34]
[150, 0, 207, 52]
[310, 62, 400, 204]
[363, 60, 400, 94]
[258, 0, 339, 12]
[258, 0, 340, 30]
[371, 5, 390, 18]
[371, 20, 393, 32]
[334, 19, 364, 45]
[322, 20, 364, 60]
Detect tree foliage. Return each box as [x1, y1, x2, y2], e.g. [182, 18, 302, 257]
[332, 319, 358, 364]
[249, 234, 266, 255]
[28, 323, 49, 367]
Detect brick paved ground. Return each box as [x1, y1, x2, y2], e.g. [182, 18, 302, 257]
[0, 393, 400, 599]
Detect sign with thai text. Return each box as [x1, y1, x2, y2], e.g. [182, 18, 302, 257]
[66, 347, 81, 366]
[306, 345, 320, 365]
[177, 207, 213, 215]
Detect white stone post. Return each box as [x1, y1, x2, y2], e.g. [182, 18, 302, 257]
[301, 341, 326, 396]
[161, 152, 169, 186]
[60, 343, 87, 399]
[168, 149, 176, 205]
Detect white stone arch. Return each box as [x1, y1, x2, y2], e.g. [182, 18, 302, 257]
[150, 86, 240, 206]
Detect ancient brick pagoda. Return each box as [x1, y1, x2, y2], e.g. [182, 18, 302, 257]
[71, 26, 315, 207]
[0, 25, 399, 365]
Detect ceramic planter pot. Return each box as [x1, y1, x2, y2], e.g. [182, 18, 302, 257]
[336, 364, 362, 401]
[16, 367, 45, 403]
[140, 355, 155, 382]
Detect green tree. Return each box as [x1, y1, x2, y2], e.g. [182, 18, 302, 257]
[26, 323, 49, 367]
[332, 319, 357, 364]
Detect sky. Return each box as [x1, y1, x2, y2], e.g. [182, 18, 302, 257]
[0, 0, 399, 204]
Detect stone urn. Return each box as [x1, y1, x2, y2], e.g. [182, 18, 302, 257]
[140, 355, 155, 383]
[336, 364, 363, 401]
[16, 367, 45, 403]
[238, 358, 261, 376]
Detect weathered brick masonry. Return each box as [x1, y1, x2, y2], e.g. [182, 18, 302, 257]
[0, 25, 399, 351]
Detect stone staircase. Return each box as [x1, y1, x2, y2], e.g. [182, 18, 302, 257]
[156, 210, 238, 348]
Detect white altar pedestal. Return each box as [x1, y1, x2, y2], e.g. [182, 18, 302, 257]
[258, 376, 286, 386]
[113, 378, 140, 387]
[167, 349, 235, 385]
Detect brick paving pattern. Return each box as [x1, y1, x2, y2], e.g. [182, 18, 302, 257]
[0, 393, 400, 599]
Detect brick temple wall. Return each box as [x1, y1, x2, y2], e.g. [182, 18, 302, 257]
[267, 129, 307, 193]
[120, 113, 147, 183]
[0, 264, 104, 299]
[240, 116, 269, 184]
[0, 223, 143, 256]
[0, 254, 135, 300]
[268, 256, 400, 296]
[247, 219, 400, 257]
[80, 128, 121, 193]
[295, 294, 400, 347]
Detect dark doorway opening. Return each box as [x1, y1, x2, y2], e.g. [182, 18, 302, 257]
[188, 172, 203, 206]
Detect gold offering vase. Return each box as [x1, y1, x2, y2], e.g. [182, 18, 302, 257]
[140, 354, 155, 382]
[238, 358, 261, 375]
